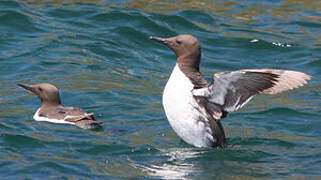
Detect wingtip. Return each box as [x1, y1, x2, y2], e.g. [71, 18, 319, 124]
[304, 74, 312, 81]
[264, 70, 311, 94]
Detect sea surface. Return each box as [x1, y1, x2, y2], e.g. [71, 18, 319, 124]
[0, 0, 320, 179]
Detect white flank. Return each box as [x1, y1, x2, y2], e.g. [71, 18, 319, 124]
[163, 64, 213, 147]
[33, 108, 75, 125]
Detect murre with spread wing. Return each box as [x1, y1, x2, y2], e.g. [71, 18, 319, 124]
[18, 83, 102, 129]
[149, 34, 311, 148]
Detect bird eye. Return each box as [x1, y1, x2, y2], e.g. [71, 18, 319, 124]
[176, 40, 182, 44]
[39, 87, 42, 91]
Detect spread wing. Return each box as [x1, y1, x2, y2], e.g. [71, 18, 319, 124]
[193, 69, 311, 119]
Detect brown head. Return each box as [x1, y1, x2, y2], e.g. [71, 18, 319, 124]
[149, 34, 208, 88]
[149, 34, 202, 72]
[18, 83, 62, 109]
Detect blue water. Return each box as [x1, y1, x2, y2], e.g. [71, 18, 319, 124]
[0, 0, 320, 179]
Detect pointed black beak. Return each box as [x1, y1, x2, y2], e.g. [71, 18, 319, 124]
[149, 36, 170, 45]
[18, 83, 35, 93]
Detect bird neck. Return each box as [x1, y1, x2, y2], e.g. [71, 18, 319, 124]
[177, 56, 208, 89]
[177, 52, 201, 71]
[39, 100, 62, 113]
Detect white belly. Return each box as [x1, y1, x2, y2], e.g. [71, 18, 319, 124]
[162, 64, 214, 147]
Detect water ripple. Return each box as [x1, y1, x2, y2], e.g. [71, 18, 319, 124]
[0, 0, 320, 179]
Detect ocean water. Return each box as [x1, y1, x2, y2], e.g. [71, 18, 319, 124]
[0, 0, 320, 179]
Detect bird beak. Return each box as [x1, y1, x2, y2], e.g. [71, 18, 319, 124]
[18, 83, 36, 93]
[149, 36, 171, 46]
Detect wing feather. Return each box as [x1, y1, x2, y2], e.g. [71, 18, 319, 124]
[193, 69, 311, 119]
[242, 69, 311, 94]
[39, 107, 95, 122]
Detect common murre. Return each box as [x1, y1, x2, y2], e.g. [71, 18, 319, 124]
[149, 34, 311, 148]
[18, 83, 102, 129]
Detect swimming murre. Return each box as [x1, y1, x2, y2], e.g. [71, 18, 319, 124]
[18, 83, 102, 129]
[149, 34, 311, 148]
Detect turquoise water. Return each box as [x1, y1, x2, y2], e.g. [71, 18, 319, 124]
[1, 0, 320, 179]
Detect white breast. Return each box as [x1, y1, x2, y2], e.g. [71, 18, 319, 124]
[162, 64, 214, 147]
[33, 108, 75, 125]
